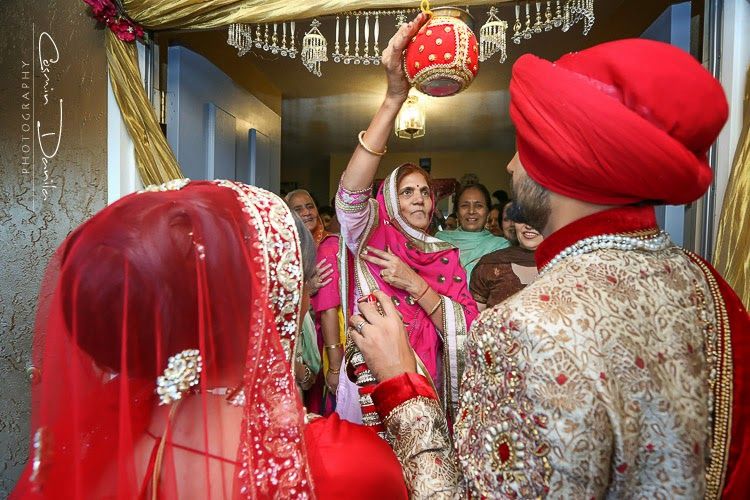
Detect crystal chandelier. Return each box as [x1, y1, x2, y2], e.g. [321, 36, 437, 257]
[301, 19, 327, 77]
[479, 6, 508, 63]
[395, 93, 426, 139]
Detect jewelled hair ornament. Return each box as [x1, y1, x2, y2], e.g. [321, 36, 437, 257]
[404, 3, 479, 97]
[156, 349, 203, 405]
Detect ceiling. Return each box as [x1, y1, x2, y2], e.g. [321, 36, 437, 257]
[164, 0, 681, 174]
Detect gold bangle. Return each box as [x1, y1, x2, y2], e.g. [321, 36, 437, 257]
[427, 298, 442, 317]
[358, 131, 387, 157]
[328, 367, 341, 375]
[298, 364, 313, 387]
[414, 284, 430, 303]
[324, 343, 344, 350]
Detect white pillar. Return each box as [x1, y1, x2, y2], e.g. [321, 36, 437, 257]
[106, 41, 147, 204]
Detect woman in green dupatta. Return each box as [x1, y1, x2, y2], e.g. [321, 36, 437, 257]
[435, 182, 509, 281]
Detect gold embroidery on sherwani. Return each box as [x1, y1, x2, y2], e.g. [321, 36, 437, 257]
[383, 396, 459, 499]
[455, 308, 553, 499]
[683, 250, 733, 499]
[457, 246, 715, 498]
[380, 245, 723, 499]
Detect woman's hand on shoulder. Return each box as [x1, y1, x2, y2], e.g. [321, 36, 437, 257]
[309, 260, 333, 295]
[361, 246, 425, 295]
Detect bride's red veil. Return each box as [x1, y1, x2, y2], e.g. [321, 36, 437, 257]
[12, 180, 314, 499]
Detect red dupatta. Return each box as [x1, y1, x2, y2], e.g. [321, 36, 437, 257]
[11, 180, 313, 499]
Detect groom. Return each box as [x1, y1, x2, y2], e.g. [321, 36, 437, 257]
[349, 34, 750, 499]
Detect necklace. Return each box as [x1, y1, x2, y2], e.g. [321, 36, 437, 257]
[539, 230, 672, 276]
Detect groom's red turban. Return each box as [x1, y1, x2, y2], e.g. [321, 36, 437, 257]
[510, 39, 728, 205]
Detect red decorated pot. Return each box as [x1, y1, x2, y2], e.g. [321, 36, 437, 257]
[404, 7, 479, 97]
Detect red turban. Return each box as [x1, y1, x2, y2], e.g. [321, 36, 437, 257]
[510, 39, 728, 205]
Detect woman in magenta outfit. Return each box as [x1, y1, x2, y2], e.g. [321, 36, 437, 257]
[334, 13, 478, 424]
[286, 189, 344, 416]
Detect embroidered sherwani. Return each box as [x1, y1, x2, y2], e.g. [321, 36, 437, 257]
[371, 206, 750, 499]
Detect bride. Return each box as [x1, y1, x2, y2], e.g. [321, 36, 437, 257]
[11, 180, 407, 499]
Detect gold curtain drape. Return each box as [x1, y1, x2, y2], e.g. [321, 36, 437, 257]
[714, 66, 750, 308]
[122, 0, 498, 29]
[106, 30, 182, 185]
[111, 0, 505, 184]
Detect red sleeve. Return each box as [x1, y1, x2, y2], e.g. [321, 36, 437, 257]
[310, 236, 341, 313]
[371, 372, 438, 419]
[304, 413, 408, 500]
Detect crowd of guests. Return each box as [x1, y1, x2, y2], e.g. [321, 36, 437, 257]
[282, 175, 543, 420]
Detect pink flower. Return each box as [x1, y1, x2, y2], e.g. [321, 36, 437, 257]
[83, 0, 116, 20]
[110, 18, 143, 43]
[83, 0, 145, 43]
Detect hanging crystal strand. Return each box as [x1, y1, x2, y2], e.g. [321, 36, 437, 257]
[288, 22, 296, 58]
[553, 0, 563, 27]
[372, 13, 381, 65]
[236, 25, 243, 51]
[316, 36, 322, 76]
[574, 0, 581, 26]
[228, 23, 236, 47]
[498, 21, 508, 63]
[344, 15, 351, 64]
[236, 25, 251, 56]
[395, 11, 407, 27]
[263, 23, 270, 50]
[523, 2, 533, 39]
[480, 24, 487, 60]
[512, 3, 522, 44]
[271, 23, 279, 54]
[363, 13, 371, 65]
[533, 1, 543, 33]
[235, 23, 243, 49]
[333, 15, 341, 62]
[544, 1, 554, 30]
[582, 0, 595, 35]
[578, 0, 586, 25]
[254, 24, 263, 48]
[479, 7, 493, 61]
[562, 0, 571, 32]
[280, 23, 288, 56]
[354, 13, 361, 64]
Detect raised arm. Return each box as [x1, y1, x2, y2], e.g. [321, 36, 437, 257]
[340, 14, 428, 192]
